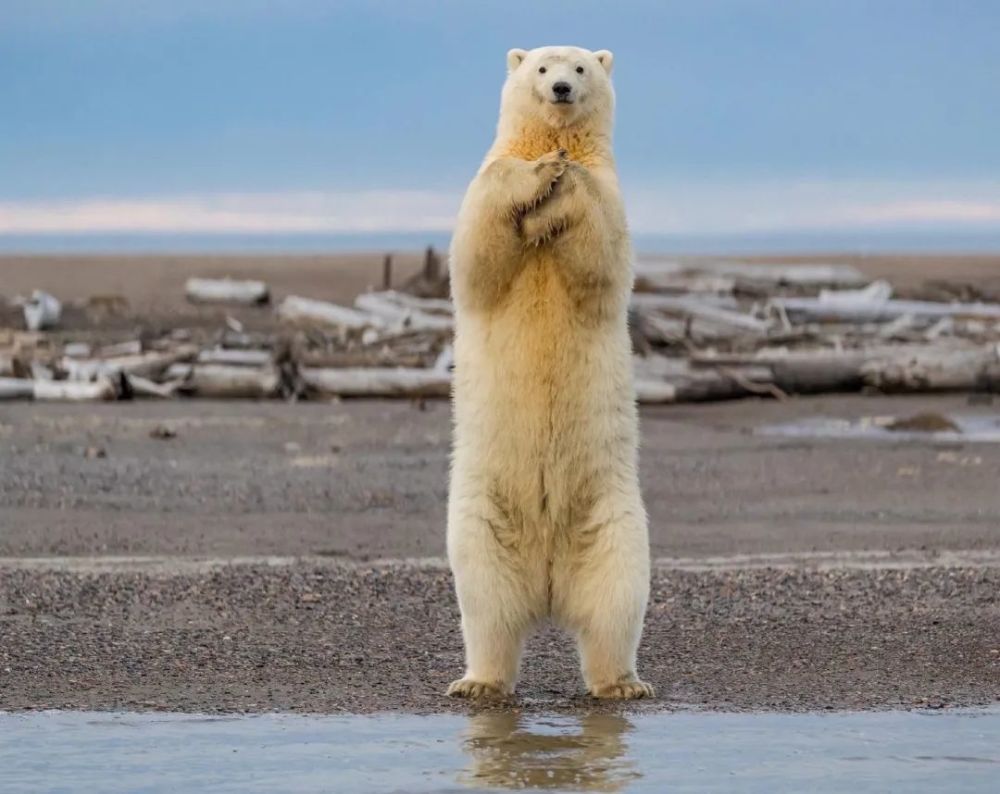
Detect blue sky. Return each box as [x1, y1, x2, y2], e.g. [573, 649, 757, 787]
[1, 0, 999, 245]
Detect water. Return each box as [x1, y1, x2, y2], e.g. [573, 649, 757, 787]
[1, 709, 998, 793]
[759, 414, 1000, 443]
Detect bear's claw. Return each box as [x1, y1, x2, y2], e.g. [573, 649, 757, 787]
[446, 678, 509, 700]
[589, 679, 655, 700]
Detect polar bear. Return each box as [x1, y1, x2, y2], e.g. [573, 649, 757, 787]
[446, 46, 652, 700]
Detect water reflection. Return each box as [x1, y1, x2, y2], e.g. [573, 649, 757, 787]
[458, 712, 640, 791]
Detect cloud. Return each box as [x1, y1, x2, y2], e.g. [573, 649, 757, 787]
[625, 179, 1000, 235]
[0, 191, 460, 234]
[2, 180, 1000, 236]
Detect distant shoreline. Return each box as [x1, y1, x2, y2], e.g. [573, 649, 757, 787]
[2, 229, 1000, 256]
[2, 253, 998, 331]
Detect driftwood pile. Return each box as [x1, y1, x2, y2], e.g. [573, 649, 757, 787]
[3, 252, 1000, 403]
[629, 260, 1000, 402]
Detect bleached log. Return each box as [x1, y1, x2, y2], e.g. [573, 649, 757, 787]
[861, 345, 1000, 393]
[368, 290, 454, 316]
[634, 380, 677, 403]
[0, 353, 15, 377]
[635, 260, 866, 288]
[298, 350, 429, 369]
[196, 347, 272, 367]
[277, 296, 383, 331]
[164, 364, 281, 399]
[30, 362, 54, 380]
[22, 290, 62, 331]
[126, 374, 181, 399]
[107, 346, 198, 377]
[691, 343, 1000, 396]
[300, 367, 451, 397]
[33, 378, 116, 402]
[354, 291, 454, 331]
[818, 279, 893, 305]
[631, 294, 771, 333]
[63, 342, 93, 359]
[634, 355, 779, 402]
[61, 346, 198, 382]
[772, 296, 1000, 324]
[98, 340, 142, 358]
[185, 278, 270, 305]
[0, 378, 34, 400]
[631, 292, 739, 311]
[433, 345, 454, 373]
[633, 270, 736, 295]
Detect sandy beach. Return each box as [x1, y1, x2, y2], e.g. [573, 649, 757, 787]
[1, 252, 999, 714]
[1, 394, 998, 713]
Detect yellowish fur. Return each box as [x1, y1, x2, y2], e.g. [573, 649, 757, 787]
[447, 46, 652, 700]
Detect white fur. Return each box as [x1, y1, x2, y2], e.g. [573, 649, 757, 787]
[446, 46, 652, 700]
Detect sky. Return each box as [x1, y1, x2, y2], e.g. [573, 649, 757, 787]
[1, 0, 999, 249]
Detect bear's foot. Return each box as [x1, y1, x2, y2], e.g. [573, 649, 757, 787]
[589, 678, 655, 700]
[446, 678, 510, 700]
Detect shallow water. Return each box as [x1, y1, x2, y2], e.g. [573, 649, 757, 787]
[758, 414, 1000, 443]
[1, 709, 998, 793]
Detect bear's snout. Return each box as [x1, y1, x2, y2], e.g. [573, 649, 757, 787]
[551, 81, 573, 102]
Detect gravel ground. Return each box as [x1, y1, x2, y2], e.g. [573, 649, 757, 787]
[2, 395, 999, 560]
[1, 394, 999, 713]
[1, 562, 997, 714]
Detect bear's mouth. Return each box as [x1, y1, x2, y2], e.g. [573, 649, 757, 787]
[551, 97, 575, 105]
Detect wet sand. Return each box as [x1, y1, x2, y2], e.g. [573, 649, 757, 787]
[1, 394, 998, 713]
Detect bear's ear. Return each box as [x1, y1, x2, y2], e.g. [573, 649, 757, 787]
[594, 50, 614, 75]
[507, 48, 528, 73]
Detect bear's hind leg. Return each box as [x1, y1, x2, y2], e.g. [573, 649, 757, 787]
[447, 514, 543, 699]
[553, 515, 654, 700]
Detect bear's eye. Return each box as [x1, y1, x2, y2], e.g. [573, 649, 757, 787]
[538, 66, 547, 74]
[576, 66, 585, 74]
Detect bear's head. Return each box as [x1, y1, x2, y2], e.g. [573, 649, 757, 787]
[500, 46, 615, 131]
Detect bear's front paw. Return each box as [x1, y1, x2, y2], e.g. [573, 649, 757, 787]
[528, 149, 569, 206]
[446, 678, 510, 700]
[520, 211, 571, 247]
[589, 678, 655, 700]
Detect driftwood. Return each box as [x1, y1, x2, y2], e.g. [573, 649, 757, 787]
[298, 350, 429, 369]
[772, 295, 1000, 323]
[99, 340, 142, 358]
[635, 356, 780, 402]
[353, 291, 454, 332]
[687, 343, 1000, 396]
[0, 378, 34, 400]
[62, 346, 198, 381]
[861, 345, 1000, 393]
[23, 290, 62, 331]
[300, 367, 452, 397]
[33, 378, 117, 402]
[633, 271, 736, 295]
[4, 258, 1000, 405]
[634, 380, 677, 403]
[631, 294, 769, 333]
[277, 296, 383, 331]
[635, 260, 866, 291]
[401, 246, 450, 298]
[127, 374, 181, 399]
[196, 348, 272, 367]
[165, 364, 281, 399]
[185, 278, 270, 305]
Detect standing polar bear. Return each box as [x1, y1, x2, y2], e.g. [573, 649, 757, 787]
[447, 45, 652, 700]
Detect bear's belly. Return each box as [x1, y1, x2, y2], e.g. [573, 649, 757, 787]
[452, 257, 635, 530]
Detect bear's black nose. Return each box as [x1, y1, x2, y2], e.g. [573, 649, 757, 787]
[552, 82, 572, 98]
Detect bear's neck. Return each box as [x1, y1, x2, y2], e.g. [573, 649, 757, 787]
[492, 117, 613, 169]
